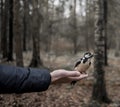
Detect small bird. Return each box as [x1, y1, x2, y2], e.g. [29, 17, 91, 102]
[71, 52, 93, 85]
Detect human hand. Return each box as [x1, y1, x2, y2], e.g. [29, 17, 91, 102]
[50, 69, 88, 84]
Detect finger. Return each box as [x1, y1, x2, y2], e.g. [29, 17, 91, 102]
[64, 71, 81, 77]
[68, 74, 88, 81]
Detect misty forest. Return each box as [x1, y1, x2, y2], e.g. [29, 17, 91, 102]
[0, 0, 120, 107]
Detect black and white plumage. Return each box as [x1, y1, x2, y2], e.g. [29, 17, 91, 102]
[71, 52, 93, 85]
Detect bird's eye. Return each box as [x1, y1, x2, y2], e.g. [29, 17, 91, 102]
[83, 58, 87, 63]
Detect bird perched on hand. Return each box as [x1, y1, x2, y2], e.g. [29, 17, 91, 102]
[71, 52, 93, 85]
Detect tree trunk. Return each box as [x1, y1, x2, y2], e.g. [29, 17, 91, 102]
[103, 0, 108, 65]
[91, 0, 111, 104]
[0, 0, 2, 52]
[13, 0, 23, 66]
[85, 0, 89, 51]
[29, 1, 43, 67]
[1, 0, 8, 59]
[8, 0, 13, 61]
[115, 31, 120, 57]
[43, 0, 51, 53]
[23, 15, 27, 52]
[73, 0, 78, 54]
[23, 0, 28, 52]
[30, 34, 43, 67]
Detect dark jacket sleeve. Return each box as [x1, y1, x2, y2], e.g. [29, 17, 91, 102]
[0, 65, 51, 94]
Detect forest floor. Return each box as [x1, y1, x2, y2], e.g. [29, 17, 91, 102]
[0, 51, 120, 107]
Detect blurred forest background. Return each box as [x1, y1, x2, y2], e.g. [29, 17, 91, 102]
[0, 0, 120, 107]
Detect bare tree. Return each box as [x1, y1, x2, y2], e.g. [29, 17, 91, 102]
[7, 0, 13, 61]
[0, 0, 2, 46]
[73, 0, 78, 54]
[85, 0, 89, 51]
[42, 0, 51, 52]
[115, 30, 120, 57]
[29, 0, 43, 67]
[103, 0, 108, 65]
[23, 0, 29, 52]
[1, 0, 8, 59]
[69, 0, 78, 54]
[91, 0, 111, 104]
[0, 0, 2, 52]
[13, 0, 23, 66]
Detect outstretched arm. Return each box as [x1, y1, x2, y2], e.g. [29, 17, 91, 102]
[0, 65, 88, 94]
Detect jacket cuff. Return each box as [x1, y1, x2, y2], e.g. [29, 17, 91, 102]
[28, 68, 51, 92]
